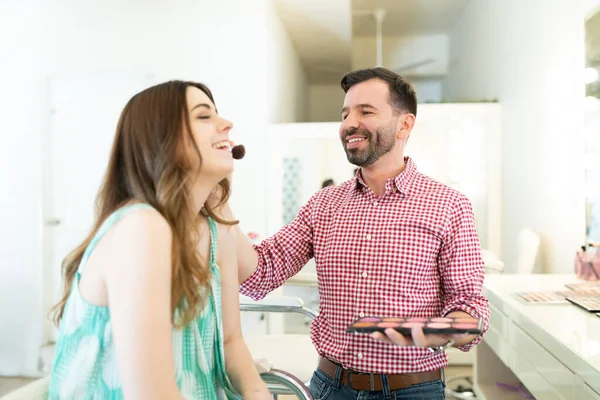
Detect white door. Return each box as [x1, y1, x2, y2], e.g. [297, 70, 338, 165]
[42, 73, 153, 344]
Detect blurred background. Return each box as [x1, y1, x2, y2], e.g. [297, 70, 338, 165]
[2, 0, 600, 397]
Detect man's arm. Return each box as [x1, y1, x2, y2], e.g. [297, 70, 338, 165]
[218, 197, 316, 300]
[438, 194, 490, 351]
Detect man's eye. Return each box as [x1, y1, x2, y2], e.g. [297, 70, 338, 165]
[197, 116, 210, 120]
[362, 111, 372, 115]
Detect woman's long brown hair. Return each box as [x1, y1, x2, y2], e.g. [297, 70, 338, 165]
[51, 80, 236, 328]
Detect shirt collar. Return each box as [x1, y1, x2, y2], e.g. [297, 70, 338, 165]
[354, 157, 418, 196]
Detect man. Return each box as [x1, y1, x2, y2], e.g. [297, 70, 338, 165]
[227, 67, 489, 399]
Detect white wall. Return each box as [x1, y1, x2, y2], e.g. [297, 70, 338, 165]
[0, 0, 306, 376]
[352, 34, 449, 76]
[308, 84, 345, 122]
[266, 4, 309, 123]
[412, 79, 443, 103]
[0, 0, 45, 377]
[444, 0, 587, 273]
[352, 35, 446, 103]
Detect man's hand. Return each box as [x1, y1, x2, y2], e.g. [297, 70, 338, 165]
[371, 326, 468, 348]
[371, 311, 478, 348]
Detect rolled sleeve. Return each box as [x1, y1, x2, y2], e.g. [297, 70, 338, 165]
[439, 195, 490, 352]
[239, 195, 316, 300]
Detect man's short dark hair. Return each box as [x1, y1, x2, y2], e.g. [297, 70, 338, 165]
[340, 67, 417, 117]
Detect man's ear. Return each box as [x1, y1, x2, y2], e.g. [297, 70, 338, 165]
[396, 113, 415, 140]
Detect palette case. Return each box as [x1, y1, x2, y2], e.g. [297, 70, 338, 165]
[565, 295, 600, 312]
[346, 316, 483, 335]
[564, 282, 600, 292]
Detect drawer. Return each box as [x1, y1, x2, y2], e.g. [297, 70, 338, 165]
[489, 301, 508, 338]
[510, 352, 563, 400]
[510, 322, 574, 399]
[484, 325, 509, 366]
[587, 384, 600, 400]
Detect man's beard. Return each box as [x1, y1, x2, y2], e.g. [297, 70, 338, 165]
[342, 125, 395, 167]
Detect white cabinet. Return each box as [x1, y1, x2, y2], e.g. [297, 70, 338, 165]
[586, 384, 600, 400]
[475, 274, 600, 400]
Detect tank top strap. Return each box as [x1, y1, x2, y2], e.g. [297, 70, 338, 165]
[207, 216, 218, 267]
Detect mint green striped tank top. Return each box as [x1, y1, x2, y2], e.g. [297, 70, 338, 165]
[48, 204, 240, 399]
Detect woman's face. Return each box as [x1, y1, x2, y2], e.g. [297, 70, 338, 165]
[185, 86, 234, 181]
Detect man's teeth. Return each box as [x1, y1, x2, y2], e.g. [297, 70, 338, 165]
[348, 138, 366, 143]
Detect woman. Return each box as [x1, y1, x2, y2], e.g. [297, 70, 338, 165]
[48, 81, 271, 399]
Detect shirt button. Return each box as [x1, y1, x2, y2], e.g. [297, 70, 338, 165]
[362, 271, 368, 278]
[357, 352, 363, 359]
[373, 201, 378, 206]
[359, 312, 365, 318]
[365, 234, 371, 240]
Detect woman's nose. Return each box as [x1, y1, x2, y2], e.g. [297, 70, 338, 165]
[219, 117, 233, 133]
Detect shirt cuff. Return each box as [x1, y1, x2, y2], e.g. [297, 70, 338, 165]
[443, 305, 489, 352]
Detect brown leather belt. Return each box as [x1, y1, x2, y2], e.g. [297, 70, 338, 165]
[318, 357, 441, 391]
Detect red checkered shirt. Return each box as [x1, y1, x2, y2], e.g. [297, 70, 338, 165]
[240, 157, 490, 374]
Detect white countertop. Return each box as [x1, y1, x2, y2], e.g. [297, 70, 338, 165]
[483, 274, 600, 393]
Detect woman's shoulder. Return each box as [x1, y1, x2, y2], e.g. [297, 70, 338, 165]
[95, 203, 173, 272]
[108, 203, 171, 240]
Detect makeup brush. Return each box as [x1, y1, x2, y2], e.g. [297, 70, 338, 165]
[231, 144, 246, 160]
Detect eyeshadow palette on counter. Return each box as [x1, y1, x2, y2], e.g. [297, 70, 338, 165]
[564, 282, 600, 292]
[514, 290, 600, 305]
[514, 291, 572, 304]
[565, 295, 600, 312]
[346, 316, 483, 335]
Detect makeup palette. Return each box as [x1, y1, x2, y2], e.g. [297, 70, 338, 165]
[514, 291, 572, 304]
[513, 290, 600, 305]
[346, 316, 483, 335]
[565, 282, 600, 292]
[565, 295, 600, 312]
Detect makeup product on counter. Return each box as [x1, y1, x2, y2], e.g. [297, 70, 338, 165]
[564, 282, 600, 292]
[514, 291, 572, 304]
[514, 289, 600, 305]
[345, 316, 483, 335]
[565, 295, 600, 312]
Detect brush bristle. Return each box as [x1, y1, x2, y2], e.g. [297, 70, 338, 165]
[231, 144, 246, 160]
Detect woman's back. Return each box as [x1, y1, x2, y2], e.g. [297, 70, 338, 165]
[48, 204, 237, 399]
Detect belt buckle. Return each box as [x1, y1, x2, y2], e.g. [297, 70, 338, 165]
[369, 373, 375, 391]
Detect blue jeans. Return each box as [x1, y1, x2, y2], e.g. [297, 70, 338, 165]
[308, 367, 446, 400]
